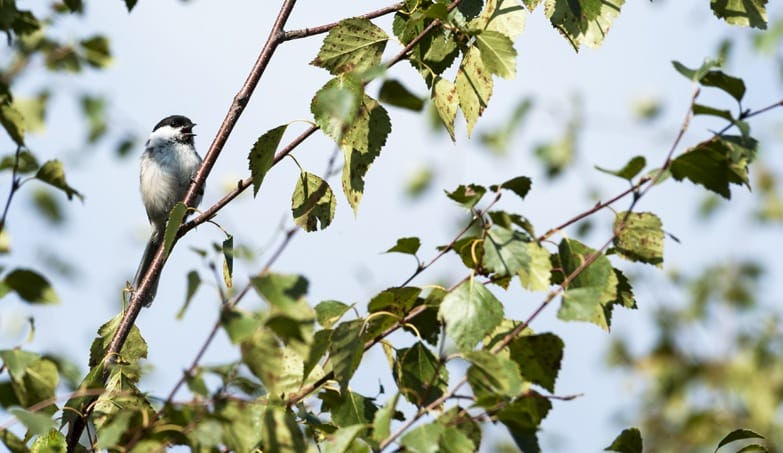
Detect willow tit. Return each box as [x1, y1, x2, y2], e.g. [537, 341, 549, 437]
[132, 115, 203, 306]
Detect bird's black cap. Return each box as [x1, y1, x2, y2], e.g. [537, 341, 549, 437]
[153, 115, 194, 132]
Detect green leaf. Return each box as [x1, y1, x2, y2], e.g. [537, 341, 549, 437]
[439, 277, 504, 353]
[595, 156, 646, 180]
[80, 95, 107, 143]
[222, 235, 234, 288]
[9, 408, 55, 436]
[710, 0, 767, 29]
[432, 77, 458, 141]
[386, 237, 421, 255]
[490, 176, 532, 200]
[124, 0, 137, 12]
[470, 0, 527, 39]
[365, 286, 422, 340]
[162, 202, 187, 257]
[315, 300, 351, 328]
[379, 79, 425, 111]
[482, 226, 532, 279]
[14, 92, 49, 134]
[394, 342, 448, 407]
[438, 407, 482, 449]
[0, 427, 28, 453]
[322, 425, 368, 453]
[31, 429, 66, 453]
[0, 150, 39, 173]
[88, 313, 148, 372]
[700, 70, 747, 102]
[670, 136, 757, 199]
[261, 406, 307, 452]
[303, 329, 331, 382]
[63, 0, 83, 12]
[372, 392, 400, 443]
[3, 268, 58, 304]
[251, 273, 309, 309]
[319, 388, 378, 427]
[446, 184, 487, 209]
[456, 46, 493, 136]
[292, 171, 336, 231]
[519, 243, 552, 291]
[692, 103, 734, 122]
[330, 320, 364, 392]
[556, 238, 618, 330]
[604, 427, 642, 453]
[465, 351, 523, 402]
[672, 58, 721, 82]
[34, 160, 83, 201]
[508, 332, 564, 393]
[80, 35, 112, 68]
[340, 95, 391, 213]
[544, 0, 625, 51]
[176, 270, 201, 319]
[612, 211, 664, 266]
[475, 30, 517, 79]
[0, 99, 25, 146]
[311, 18, 388, 75]
[240, 328, 286, 396]
[401, 422, 444, 453]
[0, 350, 58, 412]
[715, 429, 765, 452]
[220, 308, 261, 344]
[311, 76, 363, 142]
[249, 125, 287, 196]
[735, 445, 768, 453]
[496, 393, 552, 452]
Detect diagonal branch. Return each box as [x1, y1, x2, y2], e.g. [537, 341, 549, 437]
[66, 1, 301, 450]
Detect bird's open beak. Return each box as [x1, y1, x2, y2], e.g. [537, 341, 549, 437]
[183, 124, 197, 136]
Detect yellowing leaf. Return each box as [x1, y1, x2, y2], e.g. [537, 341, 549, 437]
[456, 46, 493, 136]
[544, 0, 625, 51]
[471, 0, 527, 39]
[341, 95, 391, 213]
[475, 30, 517, 79]
[432, 77, 458, 140]
[291, 172, 335, 232]
[710, 0, 767, 29]
[311, 18, 389, 75]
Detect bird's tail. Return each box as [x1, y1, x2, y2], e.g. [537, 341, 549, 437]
[132, 231, 162, 307]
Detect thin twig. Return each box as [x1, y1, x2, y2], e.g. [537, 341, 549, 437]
[281, 3, 403, 41]
[0, 146, 23, 232]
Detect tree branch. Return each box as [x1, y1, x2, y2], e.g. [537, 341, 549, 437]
[281, 3, 403, 41]
[66, 1, 301, 449]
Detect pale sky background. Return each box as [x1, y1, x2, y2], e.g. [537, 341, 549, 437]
[2, 1, 782, 451]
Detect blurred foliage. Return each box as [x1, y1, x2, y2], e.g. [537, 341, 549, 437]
[608, 261, 783, 452]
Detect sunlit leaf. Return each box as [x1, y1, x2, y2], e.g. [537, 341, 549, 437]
[35, 160, 83, 201]
[439, 277, 503, 353]
[292, 172, 335, 231]
[311, 18, 388, 75]
[456, 46, 493, 136]
[710, 0, 767, 29]
[249, 125, 287, 196]
[544, 0, 625, 51]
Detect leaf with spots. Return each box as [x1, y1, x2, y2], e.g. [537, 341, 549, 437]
[456, 45, 493, 136]
[556, 238, 619, 331]
[432, 76, 458, 141]
[612, 211, 664, 267]
[311, 76, 363, 143]
[291, 171, 335, 232]
[475, 30, 517, 79]
[311, 18, 389, 75]
[544, 0, 626, 51]
[470, 0, 528, 40]
[340, 94, 391, 213]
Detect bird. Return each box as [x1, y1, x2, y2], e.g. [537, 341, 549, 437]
[132, 115, 203, 306]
